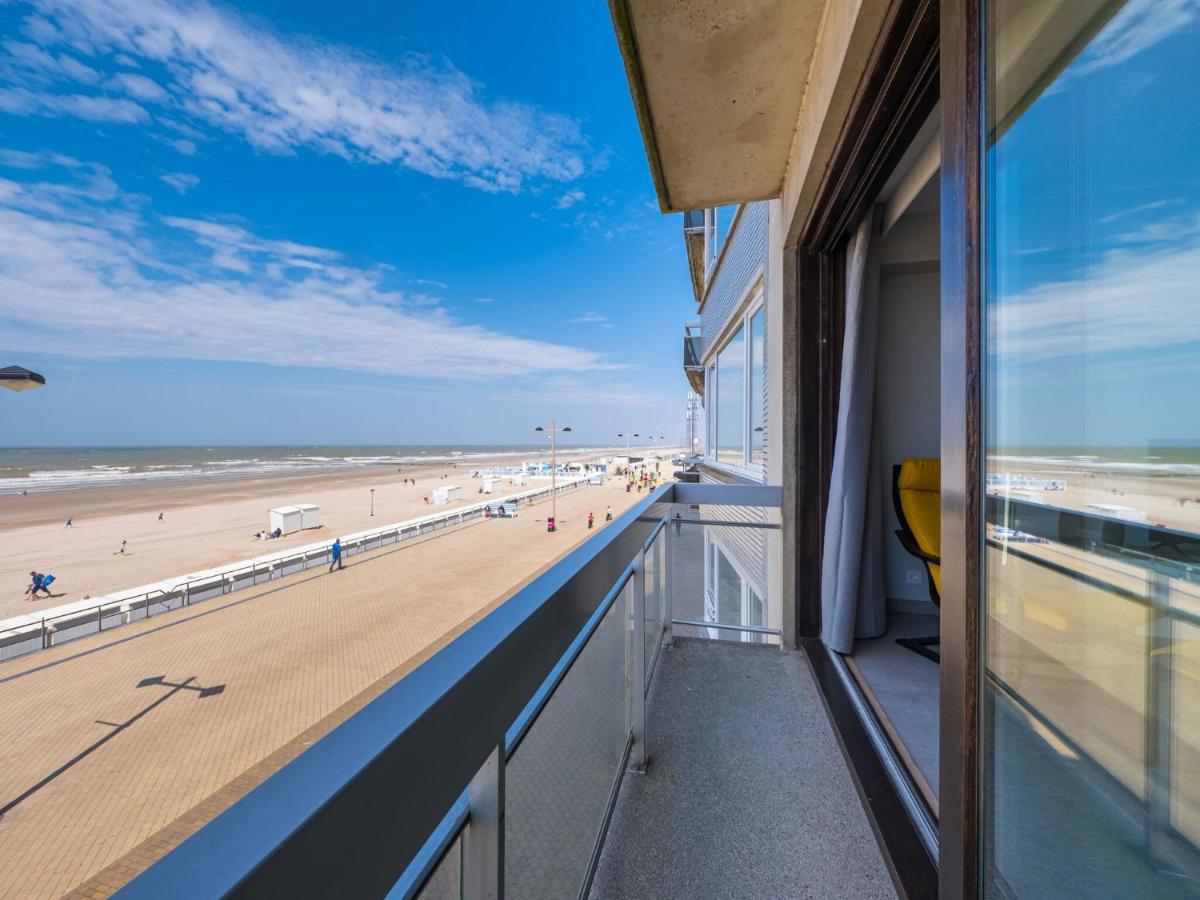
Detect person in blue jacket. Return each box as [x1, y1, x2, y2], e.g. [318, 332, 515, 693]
[329, 538, 343, 572]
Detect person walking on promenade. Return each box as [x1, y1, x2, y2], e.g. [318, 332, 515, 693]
[605, 505, 613, 522]
[329, 538, 343, 572]
[587, 512, 594, 530]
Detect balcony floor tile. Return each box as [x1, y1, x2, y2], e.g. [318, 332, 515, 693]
[589, 638, 896, 899]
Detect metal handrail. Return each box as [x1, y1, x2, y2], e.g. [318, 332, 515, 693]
[0, 477, 592, 662]
[119, 481, 780, 899]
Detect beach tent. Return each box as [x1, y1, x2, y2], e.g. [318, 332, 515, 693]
[432, 485, 461, 506]
[296, 504, 320, 529]
[268, 506, 303, 535]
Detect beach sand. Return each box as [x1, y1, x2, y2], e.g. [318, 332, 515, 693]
[989, 458, 1200, 533]
[0, 450, 617, 621]
[0, 474, 653, 898]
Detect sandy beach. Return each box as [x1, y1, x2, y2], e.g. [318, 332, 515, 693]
[989, 457, 1200, 533]
[0, 474, 652, 898]
[0, 448, 644, 621]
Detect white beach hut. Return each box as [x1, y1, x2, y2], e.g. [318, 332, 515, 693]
[268, 506, 303, 536]
[296, 503, 321, 529]
[432, 485, 462, 506]
[482, 479, 500, 494]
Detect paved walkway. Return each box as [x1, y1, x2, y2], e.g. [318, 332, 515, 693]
[590, 639, 896, 900]
[0, 480, 636, 899]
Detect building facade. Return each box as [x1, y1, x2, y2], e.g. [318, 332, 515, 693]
[683, 201, 782, 643]
[616, 0, 1200, 895]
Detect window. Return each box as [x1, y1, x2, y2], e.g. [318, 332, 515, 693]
[704, 204, 739, 273]
[715, 326, 744, 466]
[749, 307, 764, 465]
[705, 296, 765, 472]
[706, 538, 767, 645]
[982, 2, 1200, 895]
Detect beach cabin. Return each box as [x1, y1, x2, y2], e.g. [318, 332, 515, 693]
[431, 485, 461, 506]
[297, 503, 320, 529]
[482, 479, 500, 494]
[268, 506, 303, 536]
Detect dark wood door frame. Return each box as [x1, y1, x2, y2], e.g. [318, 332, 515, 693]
[939, 0, 982, 897]
[781, 0, 946, 897]
[788, 0, 940, 645]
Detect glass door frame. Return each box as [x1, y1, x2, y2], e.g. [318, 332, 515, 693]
[939, 1, 984, 897]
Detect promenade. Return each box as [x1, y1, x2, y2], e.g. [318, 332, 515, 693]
[0, 478, 637, 898]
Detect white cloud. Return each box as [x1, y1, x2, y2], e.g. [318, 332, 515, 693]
[992, 234, 1200, 363]
[567, 312, 613, 328]
[410, 278, 448, 290]
[0, 162, 613, 380]
[0, 85, 146, 122]
[160, 171, 199, 193]
[555, 188, 585, 209]
[16, 0, 591, 193]
[108, 71, 167, 101]
[473, 297, 494, 304]
[1077, 0, 1200, 74]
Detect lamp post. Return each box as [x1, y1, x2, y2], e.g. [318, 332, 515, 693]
[0, 366, 46, 393]
[535, 420, 571, 532]
[617, 432, 639, 452]
[370, 488, 375, 517]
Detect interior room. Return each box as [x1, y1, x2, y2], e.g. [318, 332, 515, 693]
[829, 108, 943, 818]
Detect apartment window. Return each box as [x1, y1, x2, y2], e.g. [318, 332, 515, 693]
[705, 537, 766, 645]
[749, 307, 765, 465]
[715, 327, 744, 466]
[982, 2, 1200, 895]
[704, 204, 739, 273]
[706, 297, 765, 472]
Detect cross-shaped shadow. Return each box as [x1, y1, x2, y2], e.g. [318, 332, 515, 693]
[0, 675, 226, 820]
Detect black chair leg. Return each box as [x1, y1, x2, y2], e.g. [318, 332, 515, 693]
[896, 634, 940, 663]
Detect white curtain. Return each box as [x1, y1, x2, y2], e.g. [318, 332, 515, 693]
[820, 208, 887, 654]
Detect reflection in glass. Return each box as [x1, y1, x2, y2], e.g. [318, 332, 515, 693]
[750, 307, 765, 466]
[716, 326, 745, 466]
[983, 0, 1200, 894]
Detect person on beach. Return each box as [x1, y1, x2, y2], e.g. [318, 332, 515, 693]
[587, 512, 594, 530]
[329, 538, 343, 572]
[606, 506, 613, 522]
[65, 517, 72, 528]
[114, 540, 127, 555]
[27, 571, 52, 599]
[157, 512, 164, 523]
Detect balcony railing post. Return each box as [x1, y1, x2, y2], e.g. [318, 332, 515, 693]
[1145, 567, 1174, 865]
[663, 515, 674, 649]
[630, 548, 647, 774]
[463, 741, 505, 900]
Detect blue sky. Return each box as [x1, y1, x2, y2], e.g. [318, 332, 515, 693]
[0, 0, 692, 446]
[986, 0, 1200, 449]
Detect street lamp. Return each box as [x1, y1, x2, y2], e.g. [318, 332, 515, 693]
[535, 420, 572, 532]
[0, 366, 46, 393]
[617, 432, 639, 451]
[370, 487, 375, 517]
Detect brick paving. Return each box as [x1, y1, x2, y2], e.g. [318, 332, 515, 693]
[0, 480, 637, 899]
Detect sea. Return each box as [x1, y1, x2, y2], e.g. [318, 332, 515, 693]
[989, 445, 1200, 477]
[0, 445, 615, 496]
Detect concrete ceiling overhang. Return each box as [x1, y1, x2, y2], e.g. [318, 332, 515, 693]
[610, 0, 825, 213]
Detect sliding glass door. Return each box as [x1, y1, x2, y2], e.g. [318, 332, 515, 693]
[982, 1, 1200, 895]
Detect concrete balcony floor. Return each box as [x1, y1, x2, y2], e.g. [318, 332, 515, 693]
[589, 638, 897, 899]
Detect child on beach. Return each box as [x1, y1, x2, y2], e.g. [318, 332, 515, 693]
[114, 540, 127, 555]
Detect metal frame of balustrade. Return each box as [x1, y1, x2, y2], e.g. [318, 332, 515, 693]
[985, 493, 1200, 876]
[0, 478, 591, 664]
[116, 481, 781, 900]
